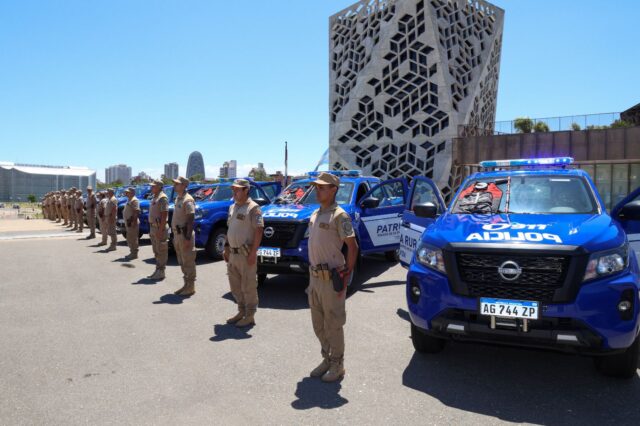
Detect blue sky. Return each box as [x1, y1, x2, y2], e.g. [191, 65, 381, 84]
[0, 0, 638, 181]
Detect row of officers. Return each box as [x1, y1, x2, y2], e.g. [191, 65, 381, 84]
[43, 172, 357, 383]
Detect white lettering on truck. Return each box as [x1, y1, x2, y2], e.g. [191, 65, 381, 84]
[466, 223, 562, 243]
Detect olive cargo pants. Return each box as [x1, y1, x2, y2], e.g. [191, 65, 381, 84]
[150, 226, 168, 271]
[308, 275, 346, 364]
[227, 253, 258, 314]
[173, 231, 196, 284]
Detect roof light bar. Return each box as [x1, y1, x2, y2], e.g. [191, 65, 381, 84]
[479, 157, 574, 168]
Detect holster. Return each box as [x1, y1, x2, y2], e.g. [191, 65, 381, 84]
[240, 244, 250, 257]
[331, 268, 346, 292]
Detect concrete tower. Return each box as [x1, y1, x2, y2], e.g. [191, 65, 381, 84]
[186, 151, 205, 179]
[329, 0, 504, 198]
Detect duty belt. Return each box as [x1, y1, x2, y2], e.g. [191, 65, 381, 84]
[229, 244, 250, 256]
[310, 264, 331, 281]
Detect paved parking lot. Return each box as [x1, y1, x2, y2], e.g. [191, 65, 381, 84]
[2, 234, 640, 425]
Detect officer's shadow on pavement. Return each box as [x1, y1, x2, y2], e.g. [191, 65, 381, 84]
[152, 293, 189, 304]
[209, 323, 253, 342]
[291, 377, 348, 410]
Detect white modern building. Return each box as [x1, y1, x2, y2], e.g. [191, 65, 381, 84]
[164, 162, 179, 180]
[219, 160, 237, 179]
[105, 164, 132, 184]
[0, 162, 96, 201]
[329, 0, 504, 199]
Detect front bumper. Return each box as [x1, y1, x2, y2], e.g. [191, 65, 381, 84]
[407, 261, 640, 352]
[257, 239, 310, 275]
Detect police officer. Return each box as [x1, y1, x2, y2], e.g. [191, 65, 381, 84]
[224, 178, 264, 327]
[306, 172, 358, 382]
[55, 191, 62, 222]
[148, 180, 169, 281]
[171, 176, 197, 296]
[123, 187, 140, 260]
[67, 188, 76, 229]
[103, 188, 118, 251]
[60, 190, 68, 226]
[74, 189, 85, 233]
[97, 191, 107, 246]
[85, 186, 97, 239]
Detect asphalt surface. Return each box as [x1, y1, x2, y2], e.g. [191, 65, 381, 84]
[2, 233, 640, 425]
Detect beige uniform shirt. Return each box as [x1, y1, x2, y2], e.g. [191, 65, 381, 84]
[87, 194, 96, 212]
[123, 196, 140, 221]
[98, 198, 107, 217]
[308, 203, 355, 269]
[226, 198, 264, 248]
[171, 193, 195, 230]
[149, 192, 169, 228]
[62, 194, 68, 209]
[75, 195, 84, 212]
[104, 196, 117, 219]
[68, 194, 75, 209]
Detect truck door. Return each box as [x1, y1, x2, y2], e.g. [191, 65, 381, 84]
[611, 187, 640, 263]
[357, 178, 408, 254]
[399, 176, 446, 267]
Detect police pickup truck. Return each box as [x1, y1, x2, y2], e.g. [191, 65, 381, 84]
[189, 179, 281, 259]
[257, 170, 411, 288]
[403, 157, 640, 378]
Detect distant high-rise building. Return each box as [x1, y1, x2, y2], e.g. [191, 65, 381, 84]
[186, 151, 205, 179]
[219, 160, 237, 178]
[105, 164, 132, 184]
[164, 162, 179, 180]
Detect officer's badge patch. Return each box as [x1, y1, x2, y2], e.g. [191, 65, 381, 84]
[237, 213, 245, 220]
[319, 222, 330, 230]
[341, 219, 353, 235]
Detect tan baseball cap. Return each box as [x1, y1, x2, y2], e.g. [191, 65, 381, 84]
[86, 185, 93, 191]
[172, 176, 190, 186]
[231, 178, 250, 188]
[124, 187, 135, 194]
[151, 179, 164, 187]
[311, 172, 340, 187]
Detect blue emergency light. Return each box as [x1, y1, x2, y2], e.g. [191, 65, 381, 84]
[479, 157, 574, 168]
[308, 170, 362, 178]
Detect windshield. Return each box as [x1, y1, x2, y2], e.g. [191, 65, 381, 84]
[452, 175, 598, 214]
[277, 182, 312, 204]
[193, 186, 216, 201]
[299, 182, 354, 206]
[209, 185, 233, 201]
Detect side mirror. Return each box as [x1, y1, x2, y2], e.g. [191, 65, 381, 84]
[361, 197, 380, 209]
[618, 200, 640, 221]
[253, 198, 269, 206]
[414, 202, 438, 219]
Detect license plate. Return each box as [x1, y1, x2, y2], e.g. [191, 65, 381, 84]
[257, 247, 280, 258]
[479, 298, 539, 320]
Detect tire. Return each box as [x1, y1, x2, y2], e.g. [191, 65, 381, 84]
[257, 273, 267, 287]
[205, 227, 227, 260]
[385, 249, 399, 262]
[411, 323, 446, 354]
[594, 336, 640, 379]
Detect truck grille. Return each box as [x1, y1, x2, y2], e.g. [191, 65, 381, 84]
[456, 253, 570, 302]
[262, 221, 306, 249]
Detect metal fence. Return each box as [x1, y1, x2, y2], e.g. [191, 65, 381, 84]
[494, 112, 621, 134]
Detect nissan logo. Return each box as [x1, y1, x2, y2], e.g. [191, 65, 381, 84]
[264, 227, 275, 238]
[498, 260, 522, 281]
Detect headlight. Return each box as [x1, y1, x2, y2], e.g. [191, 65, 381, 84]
[194, 208, 203, 220]
[583, 244, 628, 282]
[303, 223, 310, 239]
[140, 206, 149, 214]
[416, 243, 446, 274]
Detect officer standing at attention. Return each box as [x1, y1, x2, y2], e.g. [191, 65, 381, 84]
[148, 180, 169, 281]
[67, 188, 76, 229]
[55, 192, 62, 222]
[123, 187, 140, 260]
[103, 188, 118, 251]
[171, 177, 197, 296]
[61, 190, 69, 226]
[85, 186, 97, 239]
[306, 172, 358, 383]
[224, 178, 264, 327]
[97, 192, 107, 246]
[74, 189, 85, 233]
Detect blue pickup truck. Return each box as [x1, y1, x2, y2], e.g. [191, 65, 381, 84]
[257, 170, 415, 289]
[116, 185, 152, 237]
[188, 179, 281, 259]
[403, 157, 640, 378]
